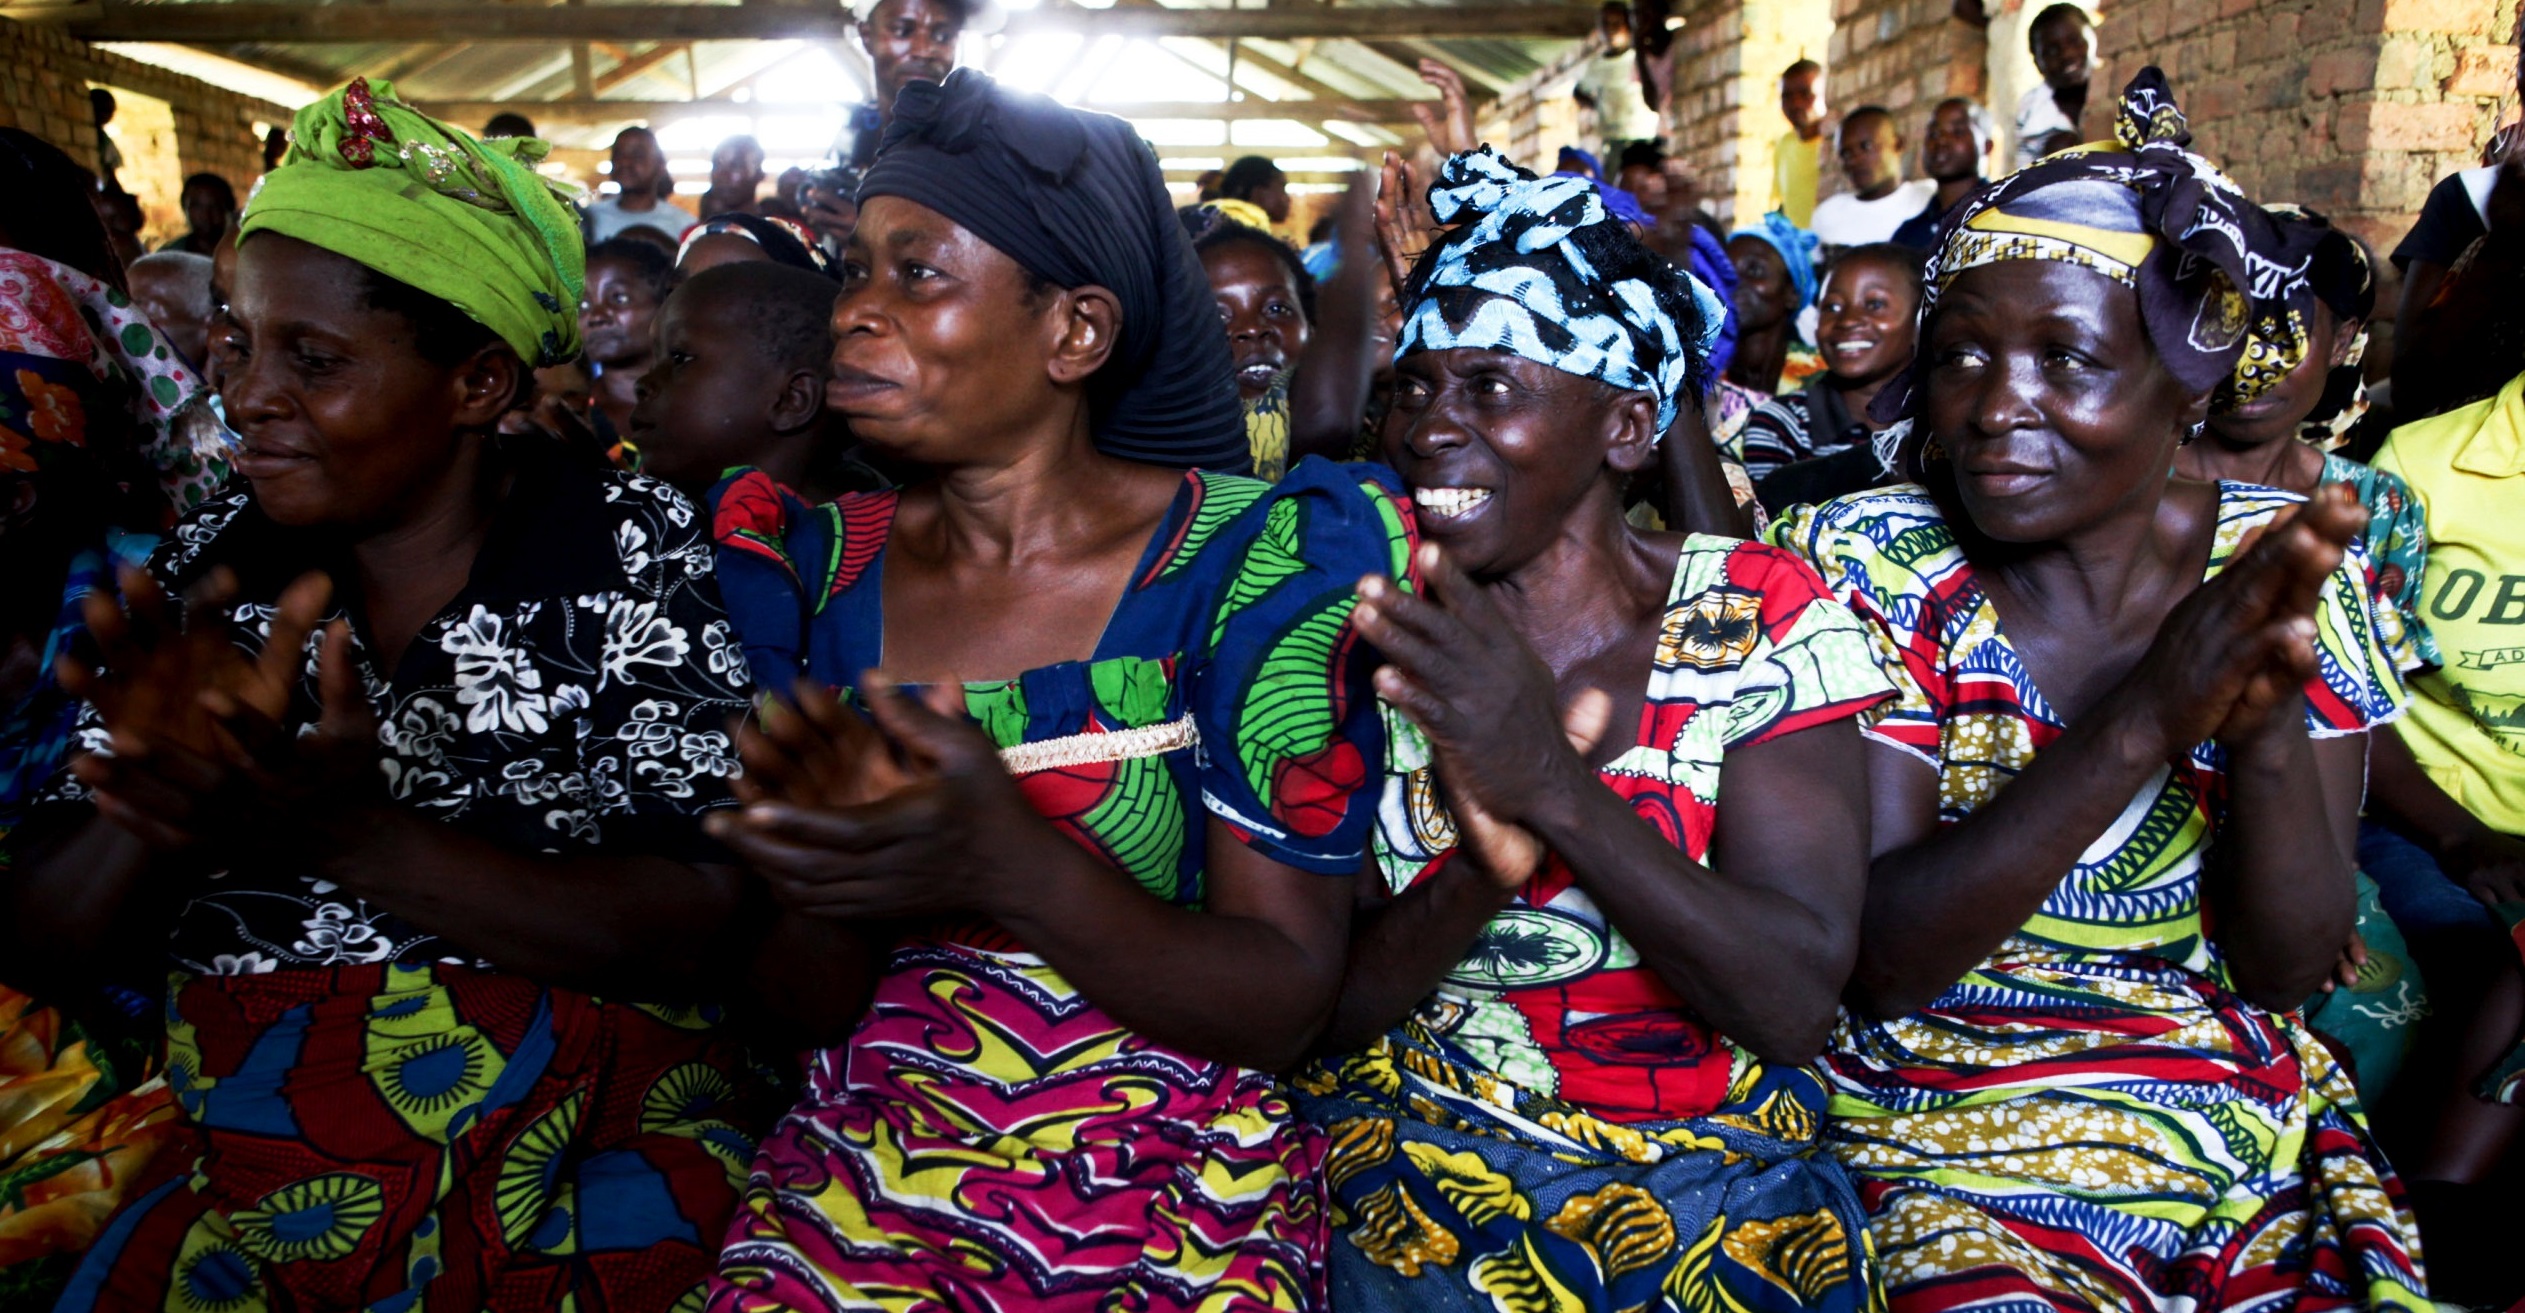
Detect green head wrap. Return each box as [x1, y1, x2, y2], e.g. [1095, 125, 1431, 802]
[243, 78, 586, 367]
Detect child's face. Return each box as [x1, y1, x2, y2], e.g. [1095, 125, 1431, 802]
[1203, 243, 1311, 402]
[1816, 255, 1918, 386]
[630, 289, 809, 492]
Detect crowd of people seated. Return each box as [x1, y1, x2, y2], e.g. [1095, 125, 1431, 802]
[7, 1, 2525, 1309]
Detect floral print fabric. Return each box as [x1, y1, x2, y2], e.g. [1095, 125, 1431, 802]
[1294, 536, 1893, 1312]
[1773, 481, 2429, 1312]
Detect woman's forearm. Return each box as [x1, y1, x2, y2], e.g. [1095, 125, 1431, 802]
[312, 805, 745, 995]
[2211, 717, 2357, 1011]
[1319, 857, 1514, 1054]
[1848, 704, 2170, 1020]
[1658, 406, 1756, 540]
[3, 811, 171, 997]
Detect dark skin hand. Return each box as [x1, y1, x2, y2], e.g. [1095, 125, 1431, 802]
[1848, 259, 2365, 1020]
[1324, 347, 1872, 1064]
[6, 234, 743, 1002]
[718, 195, 1356, 1069]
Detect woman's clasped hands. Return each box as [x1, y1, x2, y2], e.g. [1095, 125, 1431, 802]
[708, 676, 1051, 923]
[57, 565, 378, 855]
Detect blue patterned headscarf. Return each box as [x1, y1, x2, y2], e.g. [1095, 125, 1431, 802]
[1728, 211, 1820, 314]
[1398, 148, 1725, 433]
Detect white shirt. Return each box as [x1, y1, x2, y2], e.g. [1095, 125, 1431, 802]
[1808, 179, 1937, 249]
[2014, 84, 2080, 168]
[584, 195, 698, 244]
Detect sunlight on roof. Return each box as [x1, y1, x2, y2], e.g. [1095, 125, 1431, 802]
[1078, 40, 1225, 101]
[752, 46, 865, 102]
[990, 33, 1085, 92]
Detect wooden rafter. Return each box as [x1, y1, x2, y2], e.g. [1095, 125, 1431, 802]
[24, 1, 1598, 43]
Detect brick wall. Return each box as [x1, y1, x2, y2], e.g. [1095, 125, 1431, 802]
[2089, 0, 2522, 289]
[0, 16, 288, 237]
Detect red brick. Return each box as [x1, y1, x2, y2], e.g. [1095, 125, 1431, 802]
[2309, 48, 2381, 97]
[2349, 99, 2483, 152]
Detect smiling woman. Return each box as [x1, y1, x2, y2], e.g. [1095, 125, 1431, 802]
[11, 80, 771, 1313]
[1771, 70, 2429, 1312]
[1295, 147, 1894, 1313]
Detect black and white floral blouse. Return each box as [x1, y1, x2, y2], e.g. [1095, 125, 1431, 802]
[43, 443, 750, 975]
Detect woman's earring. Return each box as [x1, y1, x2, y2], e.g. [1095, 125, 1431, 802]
[2182, 420, 2205, 445]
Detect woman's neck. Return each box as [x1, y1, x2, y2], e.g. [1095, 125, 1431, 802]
[1729, 318, 1791, 393]
[2175, 432, 2321, 495]
[1489, 489, 1670, 680]
[350, 440, 505, 670]
[924, 412, 1133, 567]
[1977, 470, 2209, 630]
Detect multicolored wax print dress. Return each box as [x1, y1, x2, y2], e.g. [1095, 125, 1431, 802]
[1296, 536, 1895, 1313]
[1772, 481, 2431, 1312]
[704, 457, 1412, 1313]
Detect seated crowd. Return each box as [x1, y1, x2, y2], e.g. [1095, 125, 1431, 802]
[6, 27, 2525, 1313]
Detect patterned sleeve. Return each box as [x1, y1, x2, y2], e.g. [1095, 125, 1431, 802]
[707, 467, 824, 693]
[1738, 394, 1813, 481]
[583, 479, 753, 861]
[1765, 495, 1949, 766]
[2304, 531, 2411, 738]
[1191, 457, 1415, 875]
[1714, 542, 1897, 750]
[2359, 464, 2440, 671]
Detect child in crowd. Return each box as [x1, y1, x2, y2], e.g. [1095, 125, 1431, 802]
[581, 235, 673, 456]
[1739, 242, 1923, 504]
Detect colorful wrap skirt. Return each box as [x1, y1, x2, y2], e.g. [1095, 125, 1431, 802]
[1824, 950, 2429, 1312]
[706, 935, 1329, 1313]
[1294, 1022, 1881, 1312]
[0, 986, 181, 1305]
[57, 963, 769, 1313]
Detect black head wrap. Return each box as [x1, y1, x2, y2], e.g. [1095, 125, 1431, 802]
[1877, 68, 2322, 437]
[860, 69, 1247, 471]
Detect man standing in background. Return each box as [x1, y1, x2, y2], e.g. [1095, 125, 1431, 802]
[701, 134, 766, 219]
[584, 126, 698, 243]
[1771, 59, 1826, 229]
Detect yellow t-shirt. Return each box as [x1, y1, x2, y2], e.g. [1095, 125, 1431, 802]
[1772, 130, 1821, 230]
[2375, 371, 2525, 834]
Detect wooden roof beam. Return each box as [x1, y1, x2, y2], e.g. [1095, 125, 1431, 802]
[593, 39, 690, 92]
[410, 97, 1431, 125]
[28, 1, 1598, 43]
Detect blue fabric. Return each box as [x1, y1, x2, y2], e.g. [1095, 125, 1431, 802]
[1730, 211, 1820, 314]
[1683, 221, 1740, 382]
[1399, 148, 1724, 435]
[2360, 821, 2502, 941]
[0, 529, 156, 839]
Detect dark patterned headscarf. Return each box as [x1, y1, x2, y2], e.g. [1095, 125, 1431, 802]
[1881, 68, 2319, 426]
[675, 212, 831, 277]
[1398, 148, 1725, 434]
[860, 69, 1246, 471]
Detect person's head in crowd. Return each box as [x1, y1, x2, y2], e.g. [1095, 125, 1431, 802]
[180, 172, 239, 244]
[90, 88, 116, 130]
[261, 126, 289, 172]
[205, 221, 240, 386]
[1386, 147, 1722, 569]
[855, 0, 994, 114]
[631, 261, 842, 496]
[2205, 209, 2374, 452]
[1555, 146, 1605, 183]
[94, 188, 146, 269]
[1727, 215, 1817, 342]
[127, 250, 214, 368]
[1893, 69, 2320, 538]
[608, 126, 668, 209]
[1921, 97, 1993, 190]
[1836, 106, 1905, 200]
[705, 134, 767, 216]
[1220, 155, 1292, 226]
[676, 212, 834, 277]
[1780, 58, 1824, 139]
[1616, 141, 1668, 213]
[2031, 4, 2096, 96]
[483, 111, 537, 139]
[1, 128, 128, 288]
[1194, 168, 1224, 202]
[1816, 242, 1923, 394]
[838, 67, 1244, 471]
[610, 223, 683, 260]
[582, 236, 672, 375]
[227, 77, 582, 531]
[1195, 222, 1314, 403]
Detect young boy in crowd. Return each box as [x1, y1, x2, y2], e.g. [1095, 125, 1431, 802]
[628, 260, 876, 504]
